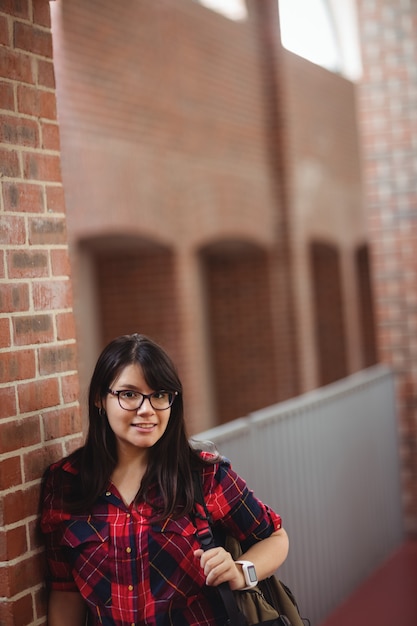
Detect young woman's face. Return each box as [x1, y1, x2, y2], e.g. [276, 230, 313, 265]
[103, 363, 172, 457]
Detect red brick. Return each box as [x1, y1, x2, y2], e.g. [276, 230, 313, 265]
[38, 343, 77, 375]
[12, 593, 34, 626]
[0, 147, 20, 177]
[0, 113, 39, 147]
[0, 283, 30, 313]
[0, 455, 22, 490]
[34, 585, 47, 623]
[0, 250, 4, 278]
[51, 248, 71, 276]
[0, 0, 30, 20]
[23, 441, 62, 482]
[0, 530, 5, 560]
[61, 372, 80, 404]
[0, 386, 16, 419]
[0, 602, 13, 626]
[0, 318, 11, 347]
[0, 349, 36, 383]
[0, 81, 14, 110]
[33, 0, 52, 29]
[65, 434, 85, 455]
[2, 182, 44, 213]
[1, 484, 40, 527]
[1, 525, 28, 560]
[32, 278, 72, 310]
[43, 406, 82, 441]
[13, 314, 54, 345]
[0, 46, 33, 84]
[45, 184, 66, 212]
[22, 151, 61, 182]
[18, 377, 60, 413]
[28, 216, 67, 245]
[0, 551, 44, 596]
[37, 58, 55, 88]
[14, 21, 52, 58]
[0, 214, 26, 245]
[0, 15, 9, 46]
[7, 249, 49, 278]
[28, 517, 42, 551]
[0, 416, 40, 454]
[56, 311, 76, 340]
[17, 84, 56, 119]
[41, 120, 60, 150]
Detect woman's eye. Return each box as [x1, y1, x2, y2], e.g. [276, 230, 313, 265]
[120, 390, 138, 399]
[153, 391, 166, 400]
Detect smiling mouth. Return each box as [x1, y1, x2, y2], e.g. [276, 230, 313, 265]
[131, 423, 156, 430]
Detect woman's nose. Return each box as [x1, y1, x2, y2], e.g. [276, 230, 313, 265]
[136, 396, 153, 412]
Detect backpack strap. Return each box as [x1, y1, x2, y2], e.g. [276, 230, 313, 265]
[192, 469, 217, 550]
[192, 471, 306, 626]
[192, 470, 246, 626]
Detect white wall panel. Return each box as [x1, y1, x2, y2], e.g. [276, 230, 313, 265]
[193, 365, 403, 625]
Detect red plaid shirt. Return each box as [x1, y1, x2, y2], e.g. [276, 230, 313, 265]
[41, 452, 282, 626]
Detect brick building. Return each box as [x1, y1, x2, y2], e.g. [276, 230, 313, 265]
[50, 0, 373, 430]
[0, 0, 415, 623]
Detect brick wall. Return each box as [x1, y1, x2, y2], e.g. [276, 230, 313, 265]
[0, 1, 83, 623]
[282, 49, 373, 390]
[48, 0, 371, 427]
[356, 0, 417, 535]
[49, 0, 300, 429]
[202, 244, 278, 423]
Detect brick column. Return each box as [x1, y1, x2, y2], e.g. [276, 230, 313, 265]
[0, 2, 83, 624]
[356, 0, 417, 535]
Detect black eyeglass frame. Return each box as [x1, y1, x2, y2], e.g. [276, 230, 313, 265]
[107, 388, 178, 411]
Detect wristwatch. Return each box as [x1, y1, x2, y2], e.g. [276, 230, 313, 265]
[235, 560, 258, 589]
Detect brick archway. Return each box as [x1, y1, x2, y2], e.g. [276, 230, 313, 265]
[200, 240, 278, 424]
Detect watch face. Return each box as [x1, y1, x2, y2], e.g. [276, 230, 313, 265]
[247, 565, 257, 583]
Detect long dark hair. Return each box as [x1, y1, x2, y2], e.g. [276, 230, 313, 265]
[68, 333, 216, 518]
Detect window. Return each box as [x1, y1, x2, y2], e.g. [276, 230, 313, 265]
[278, 0, 362, 80]
[278, 0, 340, 72]
[195, 0, 247, 21]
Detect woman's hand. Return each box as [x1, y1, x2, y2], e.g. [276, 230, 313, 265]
[194, 547, 246, 590]
[194, 527, 289, 590]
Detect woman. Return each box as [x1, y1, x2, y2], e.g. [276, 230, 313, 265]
[41, 333, 289, 625]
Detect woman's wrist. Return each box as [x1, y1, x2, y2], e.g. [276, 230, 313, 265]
[235, 560, 258, 590]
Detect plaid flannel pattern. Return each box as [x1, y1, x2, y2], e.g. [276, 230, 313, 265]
[41, 453, 282, 626]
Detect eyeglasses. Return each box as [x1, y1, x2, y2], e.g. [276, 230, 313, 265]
[107, 388, 178, 411]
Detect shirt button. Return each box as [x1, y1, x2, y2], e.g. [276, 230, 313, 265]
[126, 513, 131, 518]
[105, 491, 111, 496]
[128, 585, 133, 591]
[126, 547, 132, 553]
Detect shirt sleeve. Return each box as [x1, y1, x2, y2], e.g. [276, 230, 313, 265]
[201, 458, 282, 550]
[40, 463, 78, 591]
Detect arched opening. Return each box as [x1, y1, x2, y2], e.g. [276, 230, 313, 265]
[75, 235, 181, 408]
[200, 240, 277, 424]
[310, 240, 348, 385]
[355, 244, 378, 367]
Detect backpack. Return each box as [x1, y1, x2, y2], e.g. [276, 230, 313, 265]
[192, 470, 309, 626]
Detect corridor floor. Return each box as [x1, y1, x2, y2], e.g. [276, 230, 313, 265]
[318, 541, 417, 626]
